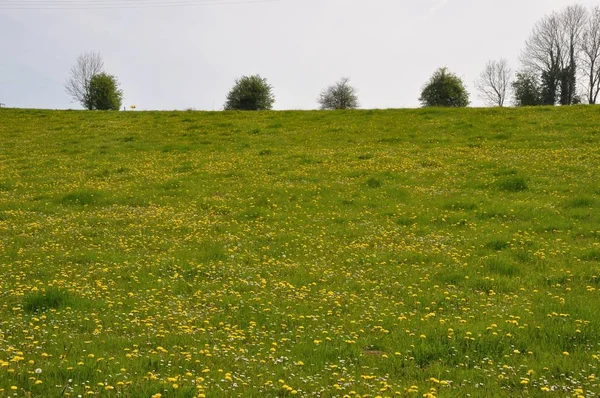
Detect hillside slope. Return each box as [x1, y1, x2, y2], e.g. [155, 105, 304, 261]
[1, 106, 600, 396]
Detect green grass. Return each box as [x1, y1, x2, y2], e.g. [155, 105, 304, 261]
[1, 106, 600, 397]
[497, 176, 528, 192]
[22, 287, 73, 314]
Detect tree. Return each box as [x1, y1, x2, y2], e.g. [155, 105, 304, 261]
[512, 72, 542, 106]
[559, 5, 587, 105]
[521, 13, 562, 105]
[581, 5, 600, 104]
[318, 77, 359, 110]
[475, 59, 512, 107]
[521, 5, 587, 106]
[224, 75, 274, 111]
[89, 73, 123, 110]
[65, 52, 104, 110]
[419, 67, 469, 107]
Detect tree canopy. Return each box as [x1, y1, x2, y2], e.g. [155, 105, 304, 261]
[419, 68, 469, 107]
[89, 73, 123, 111]
[512, 72, 543, 106]
[224, 75, 274, 111]
[318, 77, 359, 110]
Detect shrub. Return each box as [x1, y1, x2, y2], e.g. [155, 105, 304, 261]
[318, 77, 359, 110]
[420, 67, 469, 107]
[224, 75, 274, 111]
[512, 72, 542, 106]
[89, 73, 123, 111]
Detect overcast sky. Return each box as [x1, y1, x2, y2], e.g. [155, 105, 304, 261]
[1, 0, 598, 110]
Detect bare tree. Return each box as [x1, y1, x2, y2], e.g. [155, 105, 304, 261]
[475, 59, 512, 107]
[318, 77, 359, 110]
[521, 12, 563, 105]
[64, 52, 104, 110]
[559, 4, 587, 105]
[581, 6, 600, 104]
[521, 6, 587, 105]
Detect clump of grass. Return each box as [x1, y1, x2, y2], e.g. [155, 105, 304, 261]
[420, 159, 442, 168]
[23, 288, 72, 313]
[470, 276, 511, 294]
[494, 168, 518, 176]
[259, 149, 273, 156]
[0, 181, 14, 191]
[238, 208, 265, 221]
[441, 201, 478, 211]
[565, 197, 594, 208]
[486, 258, 520, 277]
[493, 133, 513, 140]
[160, 179, 182, 191]
[396, 216, 416, 227]
[485, 239, 510, 251]
[497, 176, 528, 192]
[435, 270, 465, 286]
[366, 177, 383, 188]
[60, 190, 102, 206]
[581, 250, 600, 262]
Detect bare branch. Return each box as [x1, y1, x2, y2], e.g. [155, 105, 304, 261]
[520, 5, 588, 105]
[475, 59, 513, 107]
[318, 77, 359, 110]
[559, 5, 587, 104]
[520, 12, 563, 73]
[64, 52, 104, 110]
[581, 6, 600, 104]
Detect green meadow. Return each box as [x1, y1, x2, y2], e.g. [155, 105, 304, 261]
[1, 106, 600, 397]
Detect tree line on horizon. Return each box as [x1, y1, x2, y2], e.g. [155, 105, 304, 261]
[65, 4, 600, 111]
[505, 4, 600, 107]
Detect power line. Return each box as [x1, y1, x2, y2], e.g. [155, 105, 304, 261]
[0, 0, 274, 3]
[0, 0, 279, 7]
[0, 0, 280, 9]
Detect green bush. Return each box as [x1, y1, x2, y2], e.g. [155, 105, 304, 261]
[318, 77, 359, 110]
[419, 67, 469, 107]
[224, 75, 274, 111]
[89, 73, 123, 111]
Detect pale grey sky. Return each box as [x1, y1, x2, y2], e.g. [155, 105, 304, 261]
[1, 0, 598, 110]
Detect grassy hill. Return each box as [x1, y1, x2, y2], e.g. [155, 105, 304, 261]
[1, 106, 600, 397]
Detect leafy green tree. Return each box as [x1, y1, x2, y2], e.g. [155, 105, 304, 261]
[318, 77, 359, 110]
[419, 67, 469, 107]
[540, 68, 560, 105]
[512, 72, 542, 106]
[224, 75, 274, 111]
[89, 73, 123, 111]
